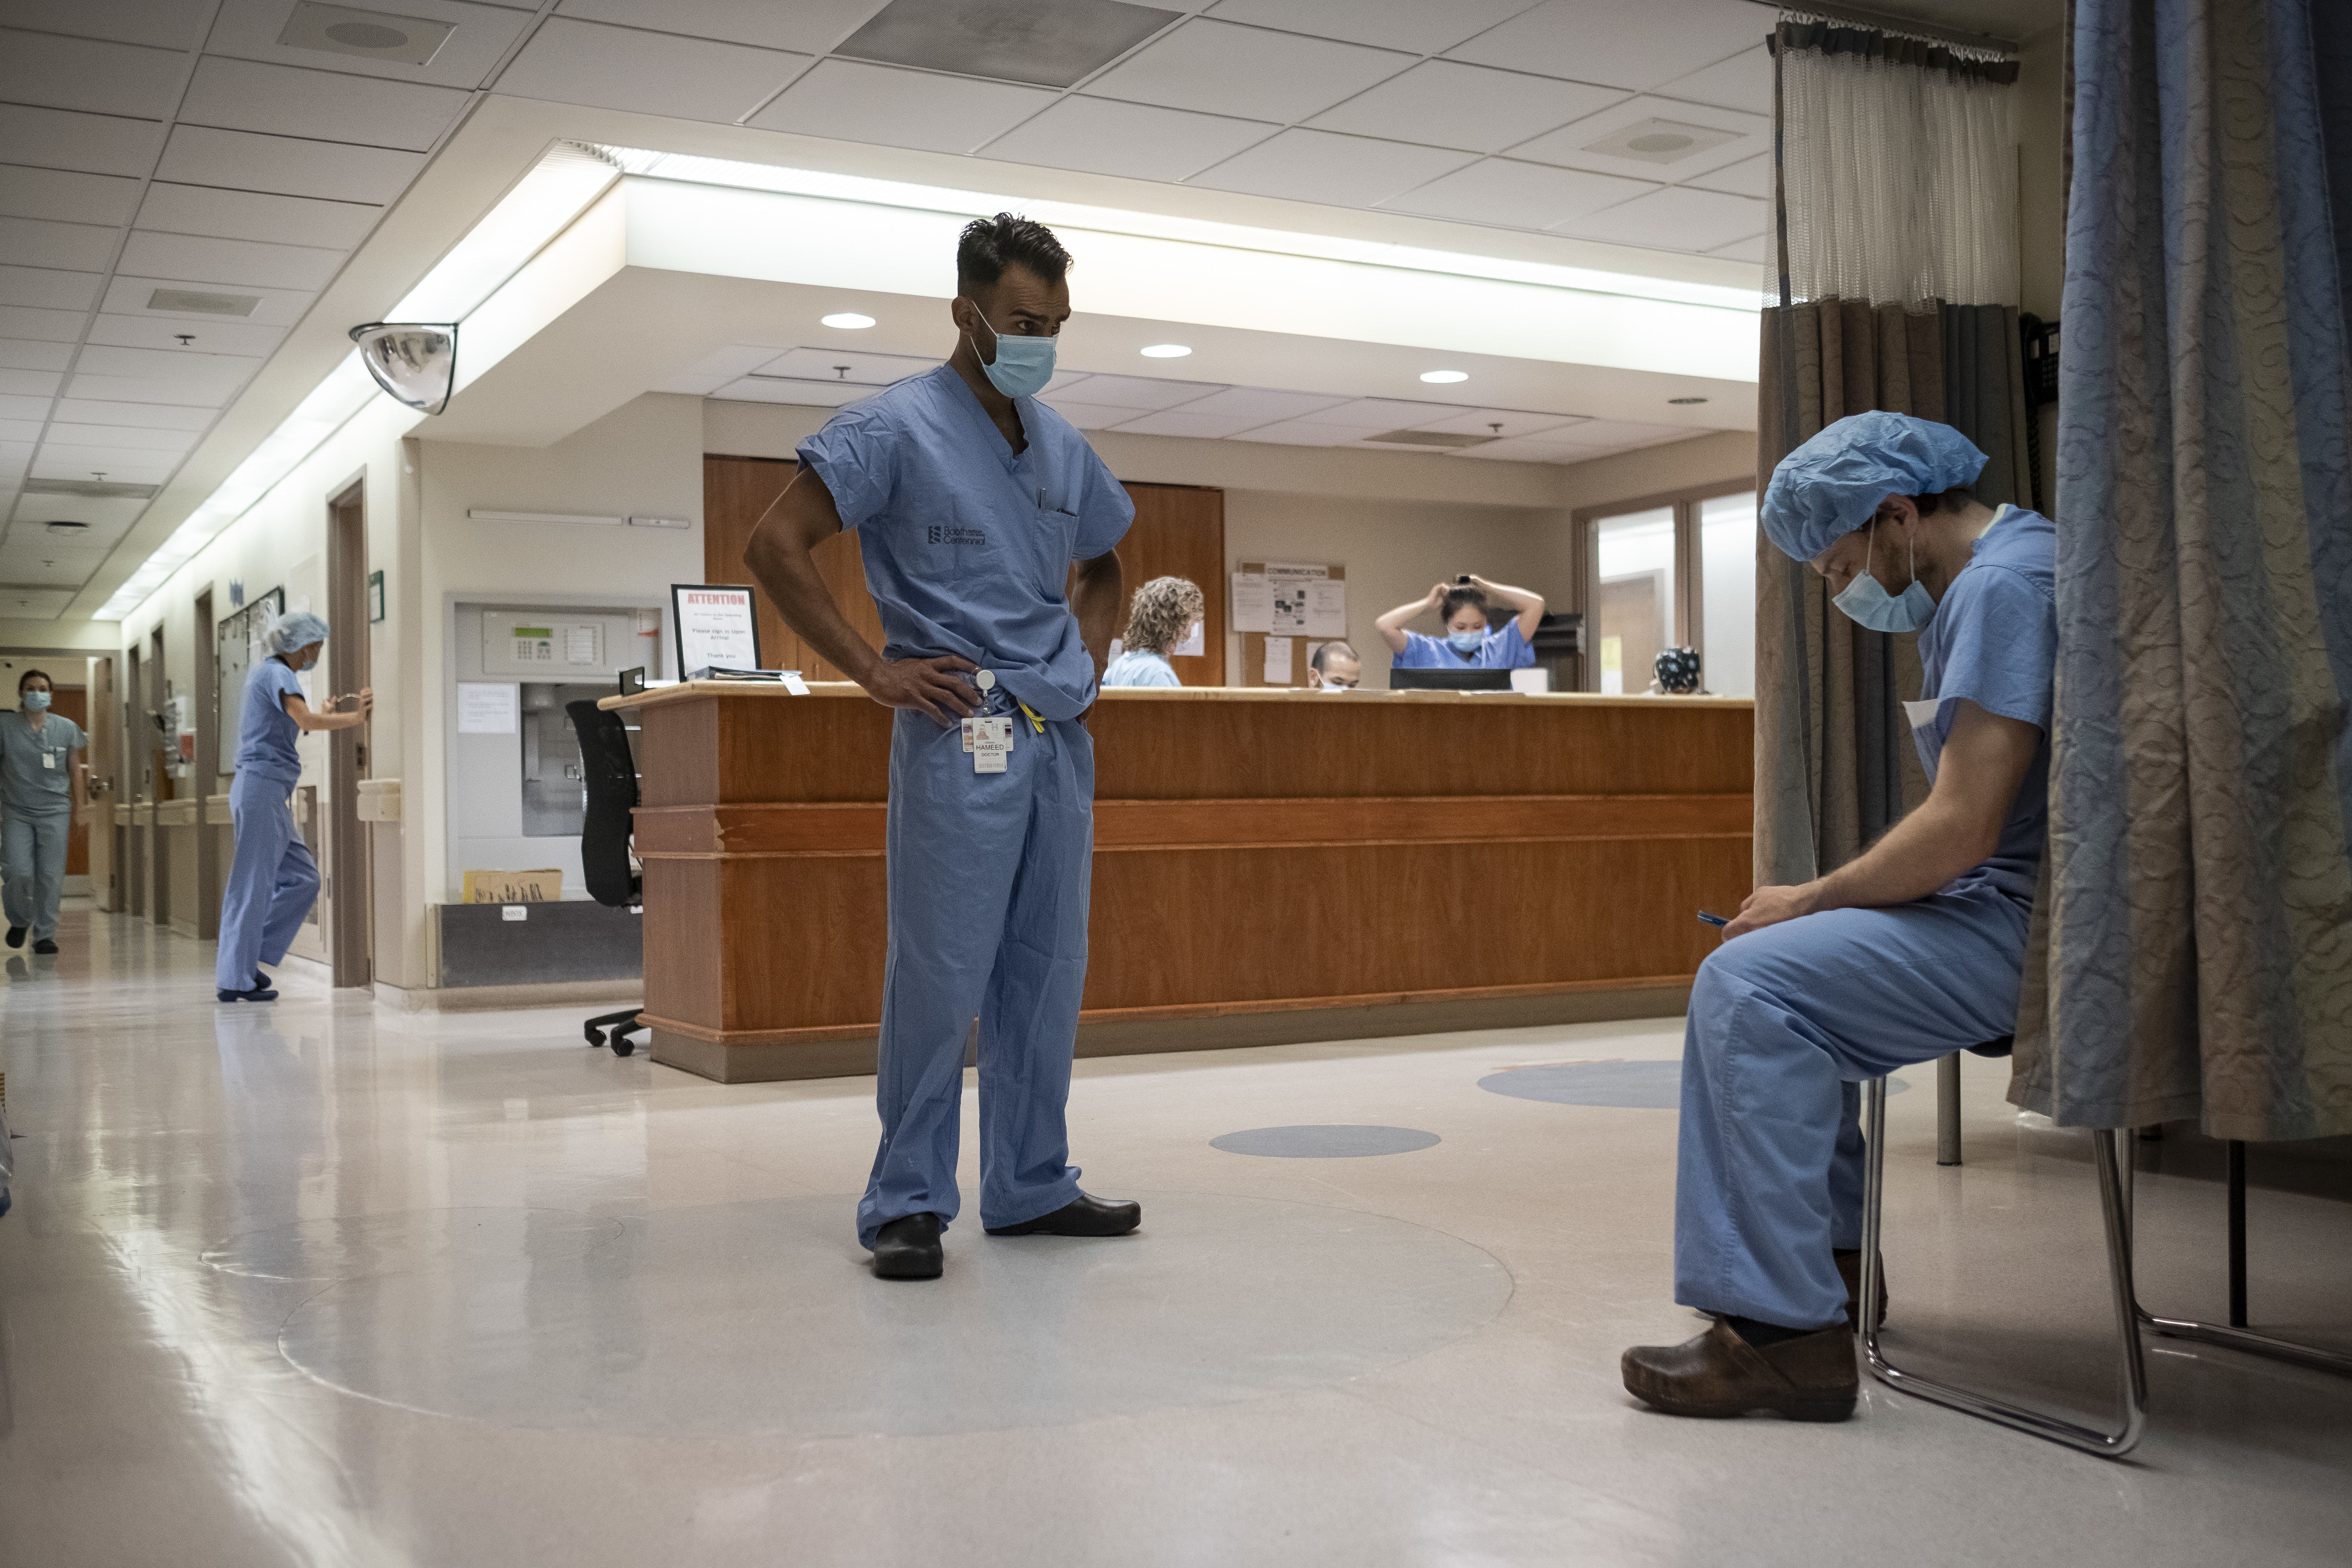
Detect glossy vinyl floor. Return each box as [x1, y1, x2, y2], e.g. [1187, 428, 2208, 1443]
[3, 903, 2348, 1567]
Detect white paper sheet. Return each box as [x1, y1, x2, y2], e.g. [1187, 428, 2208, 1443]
[1263, 635, 1294, 685]
[1231, 573, 1272, 633]
[457, 682, 518, 735]
[1304, 581, 1348, 637]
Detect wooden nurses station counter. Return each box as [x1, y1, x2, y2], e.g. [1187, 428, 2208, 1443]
[604, 682, 1754, 1083]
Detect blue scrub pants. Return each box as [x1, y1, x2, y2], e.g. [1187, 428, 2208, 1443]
[2, 809, 70, 940]
[215, 771, 318, 991]
[857, 707, 1094, 1249]
[1675, 886, 2031, 1328]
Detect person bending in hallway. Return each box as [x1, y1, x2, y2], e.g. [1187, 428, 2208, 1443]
[1, 670, 88, 955]
[746, 214, 1138, 1281]
[1377, 575, 1543, 671]
[215, 612, 371, 1003]
[1101, 575, 1203, 688]
[1621, 412, 2055, 1421]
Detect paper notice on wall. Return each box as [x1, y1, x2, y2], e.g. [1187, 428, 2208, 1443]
[1303, 580, 1347, 637]
[1231, 573, 1272, 633]
[1174, 618, 1205, 658]
[457, 681, 519, 735]
[1263, 635, 1294, 686]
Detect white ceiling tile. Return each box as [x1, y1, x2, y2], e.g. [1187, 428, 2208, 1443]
[208, 0, 535, 90]
[0, 394, 53, 419]
[179, 56, 474, 152]
[1207, 0, 1538, 56]
[1508, 94, 1766, 181]
[1041, 401, 1149, 430]
[43, 422, 195, 453]
[1309, 61, 1623, 154]
[1651, 43, 1773, 117]
[0, 307, 87, 343]
[54, 374, 227, 406]
[118, 231, 346, 292]
[135, 184, 383, 249]
[1408, 407, 1581, 437]
[1047, 373, 1221, 409]
[7, 492, 146, 530]
[831, 0, 1186, 90]
[2, 0, 213, 49]
[1040, 370, 1096, 396]
[708, 377, 864, 407]
[557, 0, 887, 54]
[651, 344, 781, 395]
[51, 397, 218, 431]
[748, 58, 1057, 154]
[156, 126, 427, 204]
[74, 344, 263, 386]
[1381, 158, 1655, 229]
[0, 445, 31, 478]
[0, 587, 73, 617]
[1084, 18, 1413, 124]
[1229, 419, 1359, 446]
[0, 105, 169, 178]
[0, 265, 100, 312]
[32, 447, 177, 482]
[85, 314, 290, 361]
[0, 546, 114, 588]
[0, 167, 143, 227]
[1112, 408, 1267, 439]
[752, 347, 938, 384]
[102, 274, 318, 327]
[1190, 129, 1475, 207]
[1550, 185, 1765, 251]
[0, 218, 120, 274]
[1682, 151, 1769, 200]
[1543, 417, 1694, 448]
[1303, 396, 1465, 428]
[1449, 434, 1598, 461]
[496, 18, 813, 122]
[0, 370, 64, 397]
[1154, 386, 1349, 423]
[0, 340, 73, 372]
[982, 98, 1276, 183]
[1710, 231, 1769, 263]
[1445, 0, 1771, 93]
[0, 419, 42, 442]
[0, 29, 189, 118]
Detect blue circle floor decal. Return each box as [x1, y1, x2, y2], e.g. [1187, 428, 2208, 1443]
[1478, 1060, 1911, 1110]
[1211, 1125, 1443, 1158]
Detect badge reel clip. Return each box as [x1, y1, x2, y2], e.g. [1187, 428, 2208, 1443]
[961, 668, 1014, 774]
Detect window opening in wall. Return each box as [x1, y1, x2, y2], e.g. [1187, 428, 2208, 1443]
[1590, 506, 1675, 695]
[519, 682, 610, 837]
[1698, 493, 1758, 699]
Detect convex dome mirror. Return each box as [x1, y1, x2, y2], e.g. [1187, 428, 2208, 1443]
[350, 322, 458, 414]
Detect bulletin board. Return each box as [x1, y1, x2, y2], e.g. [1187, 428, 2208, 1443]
[1230, 561, 1345, 688]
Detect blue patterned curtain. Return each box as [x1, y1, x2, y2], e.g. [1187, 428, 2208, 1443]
[2018, 0, 2352, 1139]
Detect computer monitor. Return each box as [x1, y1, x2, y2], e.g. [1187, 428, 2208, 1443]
[1390, 667, 1514, 692]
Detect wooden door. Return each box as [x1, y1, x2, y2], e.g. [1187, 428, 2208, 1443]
[703, 455, 883, 681]
[1083, 483, 1226, 686]
[84, 655, 116, 907]
[325, 483, 371, 985]
[49, 685, 89, 875]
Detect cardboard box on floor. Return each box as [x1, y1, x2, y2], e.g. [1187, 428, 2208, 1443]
[462, 868, 563, 904]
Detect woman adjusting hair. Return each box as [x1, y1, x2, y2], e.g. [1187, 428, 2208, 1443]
[1101, 575, 1204, 688]
[214, 611, 371, 1002]
[1377, 574, 1544, 672]
[1, 668, 89, 955]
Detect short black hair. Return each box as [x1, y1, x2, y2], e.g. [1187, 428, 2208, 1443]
[1440, 585, 1490, 624]
[18, 668, 50, 693]
[1912, 483, 1975, 517]
[956, 213, 1072, 298]
[1311, 640, 1359, 672]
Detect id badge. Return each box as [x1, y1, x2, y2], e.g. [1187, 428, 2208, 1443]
[41, 751, 55, 769]
[969, 715, 1013, 773]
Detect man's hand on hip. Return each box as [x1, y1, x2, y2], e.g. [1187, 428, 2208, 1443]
[864, 655, 980, 724]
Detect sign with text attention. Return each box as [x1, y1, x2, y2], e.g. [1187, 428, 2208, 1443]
[671, 584, 762, 677]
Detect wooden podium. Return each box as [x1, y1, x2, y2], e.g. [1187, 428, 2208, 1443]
[607, 682, 1753, 1083]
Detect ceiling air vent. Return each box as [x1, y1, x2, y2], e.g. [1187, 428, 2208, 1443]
[838, 0, 1181, 89]
[278, 3, 454, 66]
[44, 521, 91, 537]
[1362, 429, 1495, 449]
[1579, 118, 1743, 165]
[147, 288, 261, 317]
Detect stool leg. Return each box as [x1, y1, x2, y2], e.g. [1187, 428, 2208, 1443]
[2227, 1140, 2248, 1329]
[1861, 1077, 2148, 1456]
[1935, 1052, 1962, 1166]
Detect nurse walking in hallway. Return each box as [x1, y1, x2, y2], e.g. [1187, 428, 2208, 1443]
[1, 670, 89, 955]
[214, 612, 370, 1003]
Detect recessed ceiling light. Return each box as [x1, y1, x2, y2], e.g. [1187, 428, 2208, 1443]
[278, 3, 454, 66]
[821, 312, 876, 329]
[1140, 343, 1191, 358]
[1668, 396, 1708, 405]
[1581, 118, 1743, 166]
[1419, 370, 1468, 384]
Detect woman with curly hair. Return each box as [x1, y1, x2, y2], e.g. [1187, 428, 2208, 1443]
[1101, 575, 1204, 688]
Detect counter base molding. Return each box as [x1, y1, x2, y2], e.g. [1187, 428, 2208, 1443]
[612, 683, 1754, 1087]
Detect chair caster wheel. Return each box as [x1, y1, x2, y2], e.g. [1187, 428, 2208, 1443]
[610, 1031, 635, 1057]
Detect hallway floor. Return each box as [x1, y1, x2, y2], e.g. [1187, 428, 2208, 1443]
[2, 903, 2347, 1567]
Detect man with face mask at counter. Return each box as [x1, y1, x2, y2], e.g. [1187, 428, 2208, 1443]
[1620, 411, 2055, 1422]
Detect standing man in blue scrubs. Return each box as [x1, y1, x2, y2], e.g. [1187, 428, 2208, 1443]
[746, 214, 1136, 1281]
[1621, 412, 2056, 1420]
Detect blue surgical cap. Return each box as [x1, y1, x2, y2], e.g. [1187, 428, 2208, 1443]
[1760, 412, 1989, 561]
[265, 610, 330, 654]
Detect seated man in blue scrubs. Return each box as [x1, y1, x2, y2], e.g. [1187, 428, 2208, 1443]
[746, 214, 1136, 1282]
[1621, 412, 2056, 1420]
[1376, 575, 1543, 671]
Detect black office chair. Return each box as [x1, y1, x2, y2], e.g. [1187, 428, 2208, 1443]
[567, 699, 646, 1056]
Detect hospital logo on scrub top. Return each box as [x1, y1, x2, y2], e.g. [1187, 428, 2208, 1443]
[929, 524, 986, 547]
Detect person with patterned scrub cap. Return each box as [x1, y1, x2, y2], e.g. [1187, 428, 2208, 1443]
[746, 214, 1137, 1282]
[1621, 412, 2059, 1421]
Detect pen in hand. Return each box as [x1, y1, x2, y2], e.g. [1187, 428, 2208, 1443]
[1696, 910, 1729, 928]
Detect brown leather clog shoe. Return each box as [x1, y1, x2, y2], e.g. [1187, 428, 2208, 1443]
[1834, 1248, 1888, 1329]
[1621, 1317, 1858, 1421]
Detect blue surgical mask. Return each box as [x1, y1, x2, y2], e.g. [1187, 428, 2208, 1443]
[971, 305, 1056, 399]
[21, 690, 49, 711]
[1832, 528, 1935, 634]
[1446, 628, 1485, 653]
